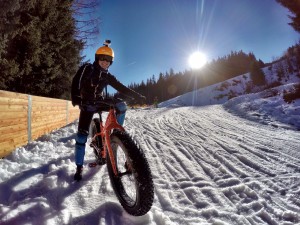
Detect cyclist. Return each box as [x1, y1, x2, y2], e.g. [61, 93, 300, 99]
[71, 40, 145, 181]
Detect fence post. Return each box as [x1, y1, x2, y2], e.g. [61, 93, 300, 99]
[27, 95, 32, 142]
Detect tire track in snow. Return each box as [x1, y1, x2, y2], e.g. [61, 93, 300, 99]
[126, 106, 300, 224]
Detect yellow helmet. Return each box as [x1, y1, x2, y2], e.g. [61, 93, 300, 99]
[95, 40, 114, 64]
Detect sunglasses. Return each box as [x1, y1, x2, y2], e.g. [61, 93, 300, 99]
[98, 55, 113, 62]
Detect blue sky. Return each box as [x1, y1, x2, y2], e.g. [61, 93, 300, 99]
[82, 0, 299, 88]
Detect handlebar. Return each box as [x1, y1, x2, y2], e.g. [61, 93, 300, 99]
[82, 98, 119, 107]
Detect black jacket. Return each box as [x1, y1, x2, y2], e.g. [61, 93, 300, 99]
[71, 61, 143, 106]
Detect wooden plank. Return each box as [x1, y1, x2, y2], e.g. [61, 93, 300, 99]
[0, 123, 27, 132]
[69, 114, 79, 120]
[33, 110, 66, 115]
[31, 107, 66, 112]
[31, 117, 65, 123]
[0, 97, 28, 105]
[32, 110, 66, 116]
[31, 120, 66, 132]
[0, 147, 14, 158]
[68, 105, 80, 123]
[32, 97, 66, 104]
[0, 111, 27, 119]
[69, 110, 79, 114]
[31, 109, 65, 113]
[0, 135, 28, 158]
[31, 110, 66, 116]
[0, 104, 28, 112]
[32, 102, 66, 108]
[0, 117, 27, 127]
[0, 133, 28, 147]
[31, 122, 66, 140]
[69, 114, 79, 122]
[0, 128, 27, 142]
[31, 117, 66, 127]
[0, 90, 28, 99]
[5, 134, 27, 146]
[32, 119, 66, 129]
[32, 100, 66, 104]
[69, 108, 79, 113]
[31, 117, 66, 124]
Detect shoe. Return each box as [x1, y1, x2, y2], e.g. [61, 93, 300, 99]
[74, 165, 83, 181]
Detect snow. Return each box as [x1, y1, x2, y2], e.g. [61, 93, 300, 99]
[1, 60, 300, 224]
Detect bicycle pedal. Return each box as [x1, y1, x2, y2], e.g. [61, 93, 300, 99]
[88, 162, 98, 167]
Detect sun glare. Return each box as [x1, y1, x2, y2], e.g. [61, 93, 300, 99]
[189, 51, 207, 69]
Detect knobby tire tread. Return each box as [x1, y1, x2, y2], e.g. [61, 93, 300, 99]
[107, 130, 154, 216]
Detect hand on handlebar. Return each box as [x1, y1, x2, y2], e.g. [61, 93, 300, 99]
[136, 95, 146, 103]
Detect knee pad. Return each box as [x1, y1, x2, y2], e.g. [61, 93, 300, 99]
[115, 101, 127, 113]
[75, 131, 88, 165]
[76, 131, 88, 144]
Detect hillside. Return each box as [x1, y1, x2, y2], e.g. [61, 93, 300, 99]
[159, 58, 300, 130]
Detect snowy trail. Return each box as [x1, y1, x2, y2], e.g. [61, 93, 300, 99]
[126, 106, 300, 224]
[0, 105, 300, 225]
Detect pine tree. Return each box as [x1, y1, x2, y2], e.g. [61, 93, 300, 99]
[277, 0, 300, 33]
[0, 0, 22, 89]
[250, 61, 266, 86]
[0, 0, 83, 98]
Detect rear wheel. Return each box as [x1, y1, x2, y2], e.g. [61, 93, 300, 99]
[107, 130, 154, 216]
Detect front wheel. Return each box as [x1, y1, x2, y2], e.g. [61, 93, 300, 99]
[107, 130, 154, 216]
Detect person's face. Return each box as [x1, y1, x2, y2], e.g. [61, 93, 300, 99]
[98, 60, 110, 70]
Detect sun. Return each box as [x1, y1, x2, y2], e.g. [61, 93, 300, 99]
[188, 51, 207, 69]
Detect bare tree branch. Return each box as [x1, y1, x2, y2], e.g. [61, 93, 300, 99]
[72, 0, 101, 46]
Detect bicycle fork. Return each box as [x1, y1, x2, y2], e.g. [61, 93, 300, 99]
[102, 109, 125, 177]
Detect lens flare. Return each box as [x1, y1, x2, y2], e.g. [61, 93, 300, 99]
[189, 51, 207, 69]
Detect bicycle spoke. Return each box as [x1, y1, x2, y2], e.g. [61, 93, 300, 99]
[115, 145, 137, 203]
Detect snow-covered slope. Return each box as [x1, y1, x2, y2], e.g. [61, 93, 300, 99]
[159, 58, 300, 130]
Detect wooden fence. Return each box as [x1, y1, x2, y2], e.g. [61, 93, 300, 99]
[0, 90, 80, 158]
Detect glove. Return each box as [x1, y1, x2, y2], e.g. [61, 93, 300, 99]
[71, 96, 81, 107]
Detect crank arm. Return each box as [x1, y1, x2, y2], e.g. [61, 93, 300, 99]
[90, 142, 101, 152]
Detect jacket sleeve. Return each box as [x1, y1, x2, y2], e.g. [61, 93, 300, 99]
[107, 73, 143, 99]
[71, 65, 86, 106]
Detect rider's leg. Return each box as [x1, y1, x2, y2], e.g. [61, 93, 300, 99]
[75, 110, 94, 165]
[74, 129, 88, 165]
[74, 109, 94, 180]
[115, 101, 127, 126]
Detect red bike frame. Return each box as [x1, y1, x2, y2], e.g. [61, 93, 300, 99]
[92, 107, 125, 176]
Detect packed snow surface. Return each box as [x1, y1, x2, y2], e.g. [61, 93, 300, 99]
[0, 102, 300, 224]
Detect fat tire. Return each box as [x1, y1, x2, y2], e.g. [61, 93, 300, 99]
[107, 130, 154, 216]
